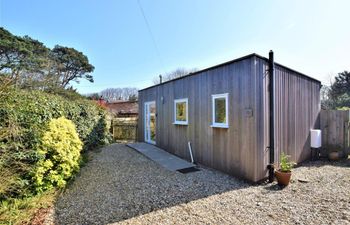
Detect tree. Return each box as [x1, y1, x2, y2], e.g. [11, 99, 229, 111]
[0, 28, 95, 91]
[50, 45, 94, 88]
[86, 92, 100, 100]
[95, 87, 138, 102]
[0, 28, 50, 90]
[0, 27, 33, 75]
[321, 71, 350, 109]
[100, 88, 122, 101]
[320, 85, 334, 109]
[121, 87, 138, 100]
[329, 71, 350, 98]
[153, 68, 197, 84]
[128, 94, 138, 101]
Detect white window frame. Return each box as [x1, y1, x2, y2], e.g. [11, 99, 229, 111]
[173, 98, 188, 125]
[211, 93, 229, 128]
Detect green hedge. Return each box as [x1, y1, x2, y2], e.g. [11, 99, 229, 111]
[0, 89, 111, 200]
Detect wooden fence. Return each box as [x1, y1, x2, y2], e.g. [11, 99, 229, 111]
[112, 117, 138, 142]
[320, 110, 350, 156]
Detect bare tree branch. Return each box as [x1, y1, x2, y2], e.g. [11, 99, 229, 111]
[153, 68, 197, 84]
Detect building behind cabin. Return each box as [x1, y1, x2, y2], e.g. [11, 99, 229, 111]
[106, 100, 138, 117]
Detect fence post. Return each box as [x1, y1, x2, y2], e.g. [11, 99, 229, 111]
[320, 109, 350, 157]
[344, 110, 350, 156]
[320, 110, 328, 157]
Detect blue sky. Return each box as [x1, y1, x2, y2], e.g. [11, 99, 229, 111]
[1, 0, 349, 94]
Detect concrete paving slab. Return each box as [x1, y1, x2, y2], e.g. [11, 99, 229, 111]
[126, 142, 195, 171]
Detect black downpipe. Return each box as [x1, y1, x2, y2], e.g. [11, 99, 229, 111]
[268, 50, 275, 183]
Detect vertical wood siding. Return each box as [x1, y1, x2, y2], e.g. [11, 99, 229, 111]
[274, 65, 321, 163]
[138, 57, 263, 181]
[257, 57, 321, 172]
[138, 55, 321, 182]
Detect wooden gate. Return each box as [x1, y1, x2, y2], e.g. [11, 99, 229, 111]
[320, 110, 350, 156]
[112, 117, 138, 143]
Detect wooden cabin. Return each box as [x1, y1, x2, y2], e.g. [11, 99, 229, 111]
[137, 52, 321, 182]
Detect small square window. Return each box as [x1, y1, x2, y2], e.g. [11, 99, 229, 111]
[211, 93, 229, 128]
[174, 98, 188, 125]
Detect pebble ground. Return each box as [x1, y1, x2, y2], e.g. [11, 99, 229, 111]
[53, 144, 350, 225]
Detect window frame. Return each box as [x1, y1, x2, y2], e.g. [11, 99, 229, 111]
[211, 93, 229, 128]
[173, 98, 189, 125]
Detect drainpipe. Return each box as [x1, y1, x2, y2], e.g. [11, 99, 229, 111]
[267, 50, 275, 183]
[188, 142, 194, 164]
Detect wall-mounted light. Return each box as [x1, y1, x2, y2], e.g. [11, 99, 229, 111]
[161, 96, 164, 104]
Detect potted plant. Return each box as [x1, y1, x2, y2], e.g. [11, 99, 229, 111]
[275, 152, 295, 186]
[328, 145, 343, 161]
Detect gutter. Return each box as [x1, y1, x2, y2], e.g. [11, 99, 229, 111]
[267, 50, 275, 183]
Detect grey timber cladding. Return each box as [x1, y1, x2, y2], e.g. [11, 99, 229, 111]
[255, 57, 321, 181]
[138, 54, 321, 182]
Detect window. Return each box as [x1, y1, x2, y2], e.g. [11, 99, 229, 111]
[211, 93, 229, 128]
[174, 98, 188, 125]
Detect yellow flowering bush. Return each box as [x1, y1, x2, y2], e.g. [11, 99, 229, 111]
[32, 117, 83, 192]
[0, 89, 110, 200]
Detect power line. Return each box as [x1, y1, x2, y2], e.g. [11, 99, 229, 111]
[136, 0, 166, 74]
[76, 78, 152, 88]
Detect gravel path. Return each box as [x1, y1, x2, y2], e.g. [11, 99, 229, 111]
[54, 144, 350, 225]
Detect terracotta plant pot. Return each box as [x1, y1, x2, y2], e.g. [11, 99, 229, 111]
[275, 170, 291, 186]
[328, 151, 340, 161]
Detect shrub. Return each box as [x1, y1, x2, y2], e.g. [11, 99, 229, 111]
[0, 88, 110, 150]
[0, 88, 111, 200]
[31, 117, 82, 193]
[279, 152, 296, 172]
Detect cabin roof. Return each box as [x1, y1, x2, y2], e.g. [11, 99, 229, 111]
[139, 53, 321, 92]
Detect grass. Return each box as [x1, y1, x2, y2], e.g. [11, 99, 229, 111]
[0, 151, 94, 225]
[0, 190, 57, 225]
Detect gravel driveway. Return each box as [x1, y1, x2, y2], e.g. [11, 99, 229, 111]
[54, 144, 350, 225]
